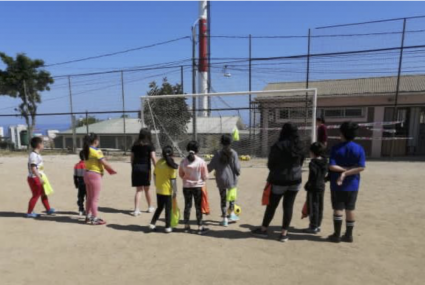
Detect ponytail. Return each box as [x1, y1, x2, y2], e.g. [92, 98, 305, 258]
[162, 145, 178, 169]
[83, 133, 99, 160]
[186, 140, 199, 163]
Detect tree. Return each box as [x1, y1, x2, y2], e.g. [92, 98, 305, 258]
[76, 116, 100, 127]
[143, 78, 191, 148]
[0, 53, 54, 145]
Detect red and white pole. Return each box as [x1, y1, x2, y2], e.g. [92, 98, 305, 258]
[198, 0, 209, 117]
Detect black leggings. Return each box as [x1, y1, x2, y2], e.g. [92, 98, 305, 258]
[183, 187, 203, 226]
[307, 191, 324, 229]
[262, 189, 298, 230]
[151, 194, 172, 228]
[77, 183, 86, 211]
[219, 188, 235, 217]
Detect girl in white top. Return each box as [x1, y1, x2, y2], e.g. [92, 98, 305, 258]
[179, 141, 209, 235]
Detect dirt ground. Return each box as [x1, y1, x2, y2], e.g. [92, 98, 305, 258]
[0, 155, 424, 285]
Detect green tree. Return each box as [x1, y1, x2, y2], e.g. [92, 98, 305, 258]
[0, 53, 54, 144]
[76, 116, 100, 127]
[143, 78, 191, 148]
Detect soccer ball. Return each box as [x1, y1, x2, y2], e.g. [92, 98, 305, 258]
[233, 204, 242, 216]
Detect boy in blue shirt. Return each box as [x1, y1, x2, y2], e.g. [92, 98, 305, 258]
[328, 122, 366, 243]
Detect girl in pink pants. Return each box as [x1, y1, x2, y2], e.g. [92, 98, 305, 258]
[83, 133, 117, 225]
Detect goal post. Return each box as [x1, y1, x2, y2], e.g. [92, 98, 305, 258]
[140, 88, 318, 158]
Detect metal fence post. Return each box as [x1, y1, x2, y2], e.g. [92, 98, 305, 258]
[248, 34, 253, 155]
[192, 26, 198, 141]
[181, 65, 184, 93]
[390, 18, 407, 157]
[305, 29, 312, 145]
[85, 111, 89, 134]
[121, 71, 127, 153]
[68, 76, 76, 153]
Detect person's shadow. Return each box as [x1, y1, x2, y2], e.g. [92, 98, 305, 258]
[98, 207, 133, 216]
[239, 224, 327, 242]
[0, 211, 26, 218]
[0, 211, 84, 225]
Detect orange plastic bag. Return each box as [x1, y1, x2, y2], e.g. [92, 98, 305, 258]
[301, 201, 309, 219]
[201, 186, 210, 215]
[261, 182, 272, 206]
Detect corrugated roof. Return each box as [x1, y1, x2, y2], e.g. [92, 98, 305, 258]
[60, 116, 243, 135]
[60, 118, 144, 135]
[263, 75, 425, 97]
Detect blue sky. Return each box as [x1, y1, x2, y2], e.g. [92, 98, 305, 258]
[1, 1, 425, 131]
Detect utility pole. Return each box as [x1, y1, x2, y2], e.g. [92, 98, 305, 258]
[198, 0, 209, 117]
[68, 76, 76, 153]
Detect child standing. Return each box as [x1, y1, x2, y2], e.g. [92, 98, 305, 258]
[179, 141, 210, 235]
[26, 137, 55, 217]
[149, 146, 178, 233]
[73, 150, 86, 216]
[207, 134, 241, 226]
[131, 128, 157, 216]
[83, 133, 117, 225]
[328, 122, 365, 243]
[303, 142, 328, 234]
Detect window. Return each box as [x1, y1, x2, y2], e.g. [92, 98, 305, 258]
[277, 108, 312, 120]
[325, 109, 344, 118]
[323, 108, 364, 118]
[279, 109, 289, 119]
[345, 108, 364, 117]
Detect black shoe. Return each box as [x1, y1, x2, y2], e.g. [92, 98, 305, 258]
[278, 234, 289, 243]
[251, 228, 268, 238]
[197, 227, 210, 235]
[341, 234, 353, 243]
[184, 226, 191, 233]
[328, 234, 341, 243]
[303, 227, 320, 234]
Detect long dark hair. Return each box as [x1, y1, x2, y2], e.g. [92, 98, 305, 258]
[186, 140, 199, 163]
[278, 123, 303, 157]
[83, 133, 99, 160]
[136, 128, 152, 146]
[220, 134, 233, 165]
[162, 145, 178, 169]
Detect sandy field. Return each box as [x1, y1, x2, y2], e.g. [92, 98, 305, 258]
[1, 154, 424, 285]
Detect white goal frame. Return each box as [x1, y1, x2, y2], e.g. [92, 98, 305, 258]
[140, 88, 318, 145]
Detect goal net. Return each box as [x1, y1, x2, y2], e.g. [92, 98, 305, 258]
[140, 88, 317, 158]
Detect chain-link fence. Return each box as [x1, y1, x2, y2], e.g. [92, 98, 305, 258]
[1, 16, 425, 157]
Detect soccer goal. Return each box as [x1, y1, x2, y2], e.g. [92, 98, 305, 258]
[140, 88, 317, 158]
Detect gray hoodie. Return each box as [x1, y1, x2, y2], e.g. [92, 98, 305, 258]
[207, 149, 241, 190]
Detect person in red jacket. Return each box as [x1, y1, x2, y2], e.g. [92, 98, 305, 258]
[74, 151, 86, 215]
[317, 117, 328, 147]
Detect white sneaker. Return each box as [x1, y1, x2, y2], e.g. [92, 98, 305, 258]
[165, 227, 172, 233]
[132, 210, 142, 216]
[149, 224, 156, 230]
[148, 207, 155, 213]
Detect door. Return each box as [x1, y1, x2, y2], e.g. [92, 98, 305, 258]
[417, 109, 425, 155]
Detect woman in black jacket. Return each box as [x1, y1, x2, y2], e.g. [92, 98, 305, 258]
[252, 123, 305, 242]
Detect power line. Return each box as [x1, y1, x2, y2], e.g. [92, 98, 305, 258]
[45, 36, 190, 67]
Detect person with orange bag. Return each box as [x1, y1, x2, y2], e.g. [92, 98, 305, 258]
[252, 123, 305, 242]
[179, 141, 210, 235]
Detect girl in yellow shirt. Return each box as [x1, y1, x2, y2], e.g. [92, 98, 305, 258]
[83, 133, 117, 225]
[149, 146, 178, 233]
